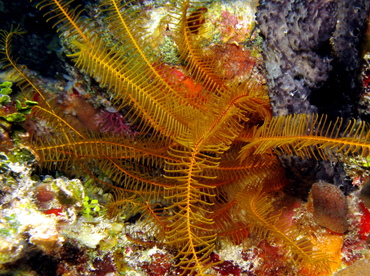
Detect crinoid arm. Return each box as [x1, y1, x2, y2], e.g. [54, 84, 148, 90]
[239, 114, 370, 162]
[235, 190, 332, 274]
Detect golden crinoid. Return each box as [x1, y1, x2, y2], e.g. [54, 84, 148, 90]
[1, 0, 369, 275]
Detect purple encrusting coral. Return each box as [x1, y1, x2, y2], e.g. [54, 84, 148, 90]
[257, 0, 370, 119]
[256, 0, 370, 199]
[95, 110, 137, 137]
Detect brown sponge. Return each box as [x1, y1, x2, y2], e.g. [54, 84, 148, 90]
[311, 182, 348, 233]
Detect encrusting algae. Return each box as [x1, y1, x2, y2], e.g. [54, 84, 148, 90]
[0, 0, 370, 275]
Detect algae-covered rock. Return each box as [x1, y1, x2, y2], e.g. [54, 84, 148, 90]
[334, 258, 370, 275]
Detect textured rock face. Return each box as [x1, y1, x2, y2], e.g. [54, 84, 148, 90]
[257, 0, 337, 116]
[256, 0, 370, 199]
[311, 182, 349, 234]
[257, 0, 370, 118]
[334, 258, 370, 276]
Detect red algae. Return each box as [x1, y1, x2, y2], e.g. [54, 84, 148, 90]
[141, 252, 172, 276]
[44, 208, 63, 216]
[95, 110, 137, 137]
[359, 201, 370, 240]
[220, 10, 239, 41]
[211, 253, 242, 276]
[252, 241, 291, 276]
[92, 254, 117, 276]
[210, 44, 256, 81]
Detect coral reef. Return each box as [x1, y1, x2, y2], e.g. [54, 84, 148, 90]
[0, 0, 369, 275]
[0, 150, 147, 275]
